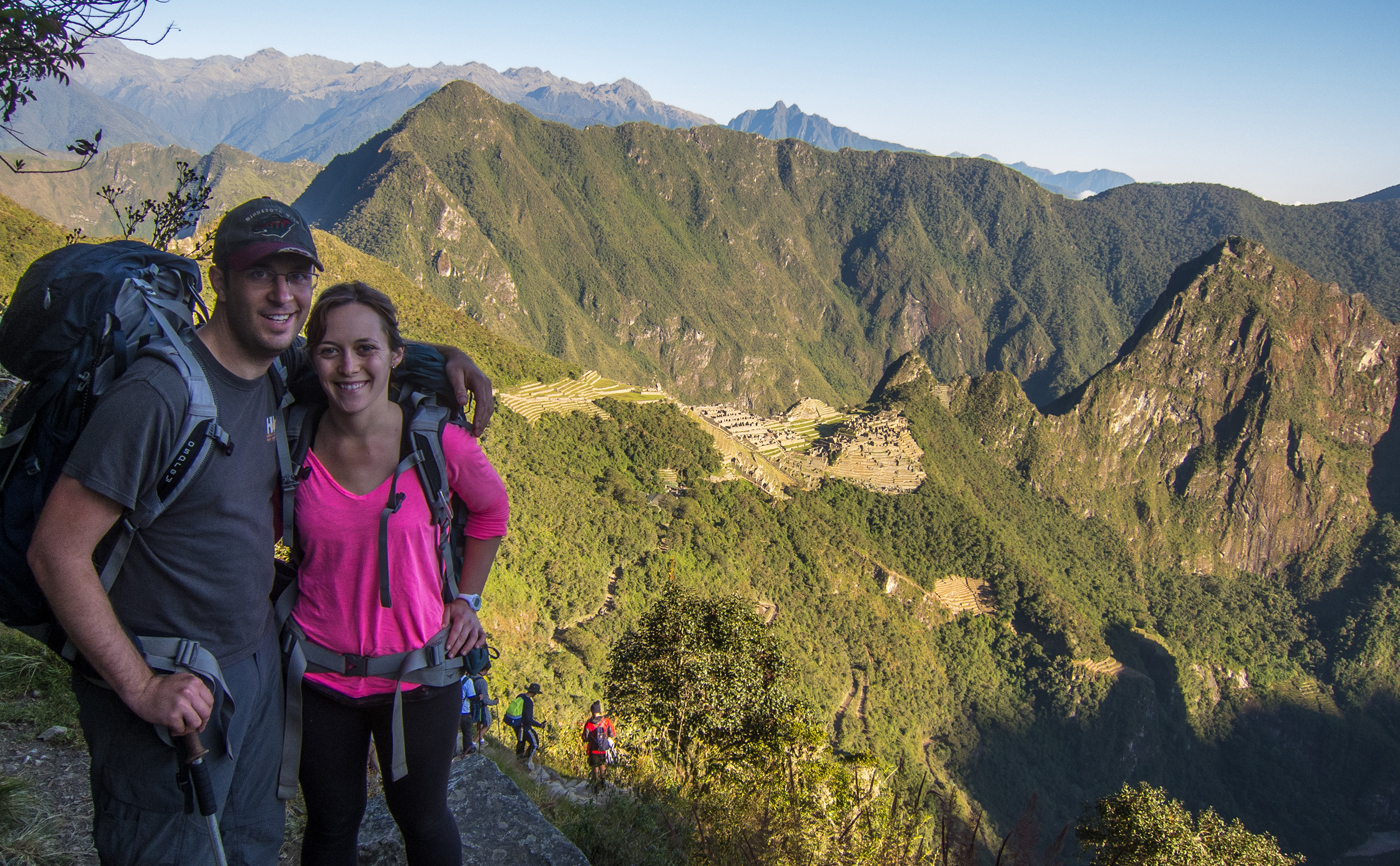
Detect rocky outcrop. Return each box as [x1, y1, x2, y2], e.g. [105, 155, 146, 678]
[357, 755, 590, 866]
[953, 238, 1399, 575]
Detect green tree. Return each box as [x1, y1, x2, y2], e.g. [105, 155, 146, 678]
[604, 583, 807, 786]
[1077, 783, 1302, 866]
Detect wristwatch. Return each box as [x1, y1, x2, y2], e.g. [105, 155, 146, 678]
[457, 593, 483, 611]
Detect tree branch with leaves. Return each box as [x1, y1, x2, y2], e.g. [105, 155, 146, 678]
[1, 0, 166, 174]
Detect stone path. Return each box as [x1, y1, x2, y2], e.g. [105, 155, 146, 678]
[0, 719, 590, 866]
[356, 754, 592, 866]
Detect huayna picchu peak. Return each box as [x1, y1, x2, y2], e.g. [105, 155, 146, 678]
[954, 237, 1397, 576]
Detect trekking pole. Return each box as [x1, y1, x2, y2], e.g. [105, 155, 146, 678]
[181, 732, 229, 866]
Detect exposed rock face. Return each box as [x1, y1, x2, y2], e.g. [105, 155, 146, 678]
[357, 755, 590, 866]
[954, 238, 1399, 575]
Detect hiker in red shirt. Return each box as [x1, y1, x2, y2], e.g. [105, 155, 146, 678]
[581, 701, 616, 790]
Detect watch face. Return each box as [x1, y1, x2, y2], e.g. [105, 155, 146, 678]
[466, 594, 482, 611]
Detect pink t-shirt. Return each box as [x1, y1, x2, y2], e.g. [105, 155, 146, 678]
[292, 423, 509, 698]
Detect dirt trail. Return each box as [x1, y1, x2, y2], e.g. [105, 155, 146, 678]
[557, 567, 621, 635]
[0, 721, 97, 864]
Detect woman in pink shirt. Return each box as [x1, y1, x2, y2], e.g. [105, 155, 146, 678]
[293, 282, 508, 866]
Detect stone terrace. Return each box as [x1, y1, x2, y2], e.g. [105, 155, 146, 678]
[498, 371, 666, 423]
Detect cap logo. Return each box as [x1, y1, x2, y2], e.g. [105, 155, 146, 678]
[251, 216, 294, 238]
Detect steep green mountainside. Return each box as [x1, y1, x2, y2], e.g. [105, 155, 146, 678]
[0, 143, 321, 239]
[478, 355, 1398, 864]
[296, 82, 1400, 412]
[0, 195, 67, 312]
[466, 243, 1396, 864]
[1066, 183, 1400, 324]
[1354, 183, 1400, 203]
[954, 237, 1398, 577]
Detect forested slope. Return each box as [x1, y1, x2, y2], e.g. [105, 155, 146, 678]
[296, 81, 1400, 411]
[475, 360, 1398, 864]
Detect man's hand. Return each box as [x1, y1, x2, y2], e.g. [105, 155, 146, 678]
[440, 348, 494, 436]
[30, 476, 209, 728]
[444, 599, 486, 656]
[124, 672, 214, 734]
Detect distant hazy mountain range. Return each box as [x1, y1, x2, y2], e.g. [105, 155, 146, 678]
[35, 41, 713, 165]
[727, 102, 925, 154]
[947, 153, 1135, 197]
[10, 43, 1134, 194]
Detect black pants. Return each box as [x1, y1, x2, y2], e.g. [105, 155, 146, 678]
[514, 723, 540, 760]
[299, 682, 461, 866]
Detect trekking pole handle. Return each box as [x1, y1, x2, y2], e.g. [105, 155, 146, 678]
[181, 732, 218, 818]
[181, 731, 209, 763]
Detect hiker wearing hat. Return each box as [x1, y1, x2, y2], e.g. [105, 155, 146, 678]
[27, 198, 495, 865]
[512, 683, 547, 762]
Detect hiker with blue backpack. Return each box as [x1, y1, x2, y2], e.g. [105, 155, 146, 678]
[459, 674, 495, 756]
[13, 198, 494, 866]
[281, 282, 507, 866]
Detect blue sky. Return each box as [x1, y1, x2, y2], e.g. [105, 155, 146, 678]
[124, 0, 1398, 204]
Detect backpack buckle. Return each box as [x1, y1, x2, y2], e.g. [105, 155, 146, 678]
[342, 653, 369, 676]
[425, 642, 445, 668]
[174, 639, 200, 669]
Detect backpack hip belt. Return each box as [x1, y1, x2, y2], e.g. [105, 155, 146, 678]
[277, 616, 463, 799]
[71, 635, 237, 754]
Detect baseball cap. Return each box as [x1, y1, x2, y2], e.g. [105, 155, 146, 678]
[213, 197, 323, 272]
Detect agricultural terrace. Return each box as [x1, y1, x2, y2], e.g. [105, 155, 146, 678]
[497, 370, 667, 423]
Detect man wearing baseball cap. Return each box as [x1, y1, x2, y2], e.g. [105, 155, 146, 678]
[30, 197, 494, 864]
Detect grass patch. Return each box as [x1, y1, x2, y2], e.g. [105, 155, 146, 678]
[0, 776, 70, 865]
[0, 629, 79, 742]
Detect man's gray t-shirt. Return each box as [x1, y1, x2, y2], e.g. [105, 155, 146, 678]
[64, 336, 279, 664]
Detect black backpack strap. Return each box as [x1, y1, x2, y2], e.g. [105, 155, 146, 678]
[268, 359, 298, 550]
[378, 450, 423, 608]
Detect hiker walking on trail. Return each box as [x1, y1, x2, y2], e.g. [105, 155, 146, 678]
[582, 701, 616, 788]
[508, 683, 547, 762]
[461, 674, 495, 756]
[284, 284, 507, 866]
[22, 198, 493, 866]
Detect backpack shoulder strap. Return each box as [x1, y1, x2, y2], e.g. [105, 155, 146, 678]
[268, 358, 298, 553]
[97, 307, 226, 594]
[399, 390, 463, 600]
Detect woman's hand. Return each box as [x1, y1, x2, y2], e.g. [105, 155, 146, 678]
[444, 598, 485, 656]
